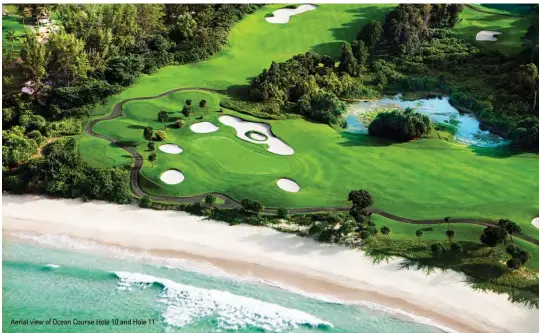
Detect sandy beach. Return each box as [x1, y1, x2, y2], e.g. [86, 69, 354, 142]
[3, 195, 538, 333]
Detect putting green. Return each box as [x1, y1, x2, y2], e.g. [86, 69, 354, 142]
[91, 90, 539, 239]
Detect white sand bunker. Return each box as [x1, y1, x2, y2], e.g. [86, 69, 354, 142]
[219, 115, 294, 155]
[277, 178, 300, 193]
[265, 4, 317, 24]
[532, 217, 539, 230]
[190, 122, 219, 134]
[476, 31, 502, 41]
[159, 144, 183, 154]
[160, 169, 185, 185]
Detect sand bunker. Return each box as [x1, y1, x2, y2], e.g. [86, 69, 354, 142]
[160, 169, 185, 185]
[190, 122, 219, 134]
[218, 115, 294, 155]
[159, 144, 183, 154]
[277, 178, 300, 192]
[532, 217, 539, 230]
[265, 4, 317, 24]
[476, 31, 502, 41]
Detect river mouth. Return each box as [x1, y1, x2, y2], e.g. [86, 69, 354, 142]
[344, 94, 508, 147]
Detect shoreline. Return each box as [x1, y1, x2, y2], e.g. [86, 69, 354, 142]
[3, 195, 538, 333]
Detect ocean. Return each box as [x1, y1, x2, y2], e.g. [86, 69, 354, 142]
[2, 234, 447, 333]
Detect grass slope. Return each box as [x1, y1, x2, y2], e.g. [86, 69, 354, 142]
[92, 90, 539, 239]
[79, 4, 394, 162]
[454, 6, 533, 55]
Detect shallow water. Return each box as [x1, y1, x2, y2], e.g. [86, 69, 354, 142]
[3, 236, 447, 333]
[345, 94, 508, 147]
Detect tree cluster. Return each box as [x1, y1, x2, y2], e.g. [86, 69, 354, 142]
[368, 108, 432, 141]
[3, 137, 131, 204]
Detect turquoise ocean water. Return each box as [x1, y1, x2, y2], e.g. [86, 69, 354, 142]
[2, 235, 447, 333]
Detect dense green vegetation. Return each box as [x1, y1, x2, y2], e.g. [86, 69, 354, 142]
[368, 108, 432, 141]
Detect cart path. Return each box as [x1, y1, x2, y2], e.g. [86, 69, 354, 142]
[84, 87, 539, 246]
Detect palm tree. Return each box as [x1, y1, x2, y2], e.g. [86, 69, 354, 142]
[499, 219, 521, 242]
[444, 216, 451, 230]
[446, 229, 455, 244]
[415, 229, 423, 246]
[148, 152, 156, 167]
[5, 31, 18, 60]
[381, 226, 391, 242]
[143, 126, 153, 141]
[147, 141, 155, 151]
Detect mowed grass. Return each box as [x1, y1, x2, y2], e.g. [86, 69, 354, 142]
[454, 6, 533, 55]
[93, 90, 539, 239]
[79, 4, 394, 157]
[78, 135, 134, 168]
[2, 9, 26, 59]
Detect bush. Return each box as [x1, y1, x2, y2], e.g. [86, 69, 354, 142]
[450, 242, 463, 254]
[368, 108, 432, 141]
[277, 207, 288, 219]
[299, 91, 347, 124]
[182, 105, 193, 117]
[140, 195, 152, 208]
[175, 119, 186, 128]
[154, 130, 167, 141]
[431, 242, 444, 258]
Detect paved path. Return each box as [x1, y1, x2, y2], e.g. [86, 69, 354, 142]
[85, 88, 539, 246]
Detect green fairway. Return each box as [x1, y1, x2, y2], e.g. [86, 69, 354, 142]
[2, 12, 26, 60]
[91, 90, 539, 238]
[454, 6, 533, 55]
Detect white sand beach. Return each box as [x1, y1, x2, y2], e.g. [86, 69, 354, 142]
[3, 195, 538, 333]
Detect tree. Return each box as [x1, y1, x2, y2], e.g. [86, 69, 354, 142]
[368, 109, 432, 142]
[415, 229, 423, 246]
[338, 42, 360, 77]
[446, 229, 455, 244]
[348, 189, 374, 210]
[480, 226, 508, 247]
[185, 99, 192, 106]
[241, 198, 252, 211]
[250, 200, 264, 214]
[147, 141, 155, 151]
[5, 31, 19, 60]
[506, 258, 522, 270]
[143, 126, 154, 141]
[175, 119, 186, 128]
[199, 99, 207, 109]
[154, 130, 167, 141]
[140, 195, 152, 208]
[523, 24, 539, 62]
[444, 216, 451, 229]
[380, 226, 391, 242]
[498, 219, 521, 242]
[158, 110, 169, 129]
[351, 40, 369, 67]
[450, 242, 463, 254]
[431, 242, 444, 258]
[511, 64, 539, 111]
[357, 20, 383, 49]
[20, 31, 46, 83]
[148, 152, 156, 167]
[46, 31, 91, 86]
[204, 194, 216, 207]
[277, 207, 288, 219]
[182, 105, 193, 117]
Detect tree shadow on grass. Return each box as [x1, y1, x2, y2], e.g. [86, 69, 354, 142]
[469, 145, 536, 159]
[127, 124, 145, 130]
[112, 141, 138, 148]
[338, 131, 394, 148]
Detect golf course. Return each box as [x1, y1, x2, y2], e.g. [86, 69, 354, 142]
[78, 4, 539, 239]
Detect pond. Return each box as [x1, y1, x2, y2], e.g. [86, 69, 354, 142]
[344, 94, 508, 147]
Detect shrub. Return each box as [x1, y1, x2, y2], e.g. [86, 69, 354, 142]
[154, 130, 167, 141]
[140, 195, 152, 208]
[431, 242, 444, 258]
[175, 119, 186, 128]
[182, 105, 193, 117]
[450, 242, 463, 254]
[277, 207, 288, 219]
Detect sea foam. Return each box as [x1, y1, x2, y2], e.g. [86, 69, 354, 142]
[113, 271, 333, 332]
